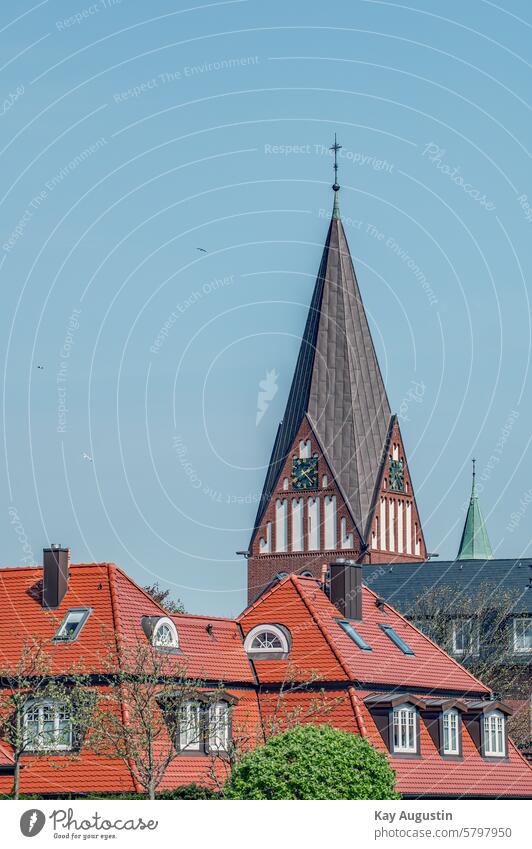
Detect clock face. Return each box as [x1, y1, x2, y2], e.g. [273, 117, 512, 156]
[291, 457, 318, 490]
[389, 458, 405, 492]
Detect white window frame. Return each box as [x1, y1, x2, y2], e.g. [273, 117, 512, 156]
[152, 617, 179, 649]
[452, 618, 479, 656]
[208, 701, 230, 751]
[484, 710, 506, 757]
[23, 700, 72, 751]
[442, 708, 460, 755]
[392, 704, 417, 753]
[179, 700, 201, 751]
[244, 624, 289, 655]
[513, 617, 532, 653]
[53, 608, 91, 642]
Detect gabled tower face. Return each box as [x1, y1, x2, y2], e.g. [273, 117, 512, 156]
[247, 154, 426, 601]
[367, 415, 427, 563]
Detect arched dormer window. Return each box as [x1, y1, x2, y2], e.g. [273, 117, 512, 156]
[244, 624, 290, 659]
[152, 617, 179, 650]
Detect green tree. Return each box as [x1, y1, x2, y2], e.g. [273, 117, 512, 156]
[0, 638, 93, 799]
[84, 639, 206, 800]
[143, 582, 185, 614]
[223, 724, 399, 800]
[406, 581, 530, 749]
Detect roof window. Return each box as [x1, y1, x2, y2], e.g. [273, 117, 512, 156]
[380, 624, 415, 656]
[52, 608, 91, 642]
[338, 619, 372, 651]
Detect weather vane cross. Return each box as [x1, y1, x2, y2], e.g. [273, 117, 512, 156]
[330, 133, 342, 191]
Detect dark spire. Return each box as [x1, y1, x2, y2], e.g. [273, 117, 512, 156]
[253, 145, 392, 538]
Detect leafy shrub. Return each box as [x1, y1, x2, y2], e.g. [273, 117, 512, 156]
[224, 724, 399, 800]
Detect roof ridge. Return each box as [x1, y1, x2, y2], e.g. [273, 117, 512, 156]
[110, 564, 170, 615]
[348, 686, 368, 737]
[291, 576, 351, 680]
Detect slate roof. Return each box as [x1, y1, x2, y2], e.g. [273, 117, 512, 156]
[254, 195, 392, 539]
[363, 558, 532, 613]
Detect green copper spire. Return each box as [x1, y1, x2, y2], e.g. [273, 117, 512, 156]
[456, 459, 494, 561]
[330, 134, 341, 219]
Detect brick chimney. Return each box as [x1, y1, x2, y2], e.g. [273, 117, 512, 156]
[329, 558, 362, 621]
[43, 545, 70, 609]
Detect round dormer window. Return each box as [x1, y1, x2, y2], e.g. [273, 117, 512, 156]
[152, 617, 179, 649]
[244, 624, 290, 657]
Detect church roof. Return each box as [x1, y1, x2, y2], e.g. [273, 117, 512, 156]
[457, 461, 494, 560]
[254, 188, 391, 538]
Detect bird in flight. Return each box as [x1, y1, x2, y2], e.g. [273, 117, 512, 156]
[196, 247, 207, 253]
[82, 452, 93, 462]
[36, 364, 44, 370]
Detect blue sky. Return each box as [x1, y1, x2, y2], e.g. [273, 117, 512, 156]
[1, 0, 531, 615]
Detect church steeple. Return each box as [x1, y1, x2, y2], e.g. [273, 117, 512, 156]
[247, 140, 426, 600]
[456, 459, 494, 561]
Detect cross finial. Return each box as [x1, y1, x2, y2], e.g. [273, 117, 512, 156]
[330, 133, 342, 192]
[472, 457, 476, 478]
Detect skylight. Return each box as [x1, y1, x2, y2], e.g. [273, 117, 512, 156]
[338, 620, 372, 651]
[52, 608, 91, 642]
[380, 624, 415, 656]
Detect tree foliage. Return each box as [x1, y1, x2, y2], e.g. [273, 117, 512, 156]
[83, 639, 213, 799]
[0, 638, 92, 799]
[223, 724, 399, 800]
[142, 583, 185, 614]
[406, 580, 530, 749]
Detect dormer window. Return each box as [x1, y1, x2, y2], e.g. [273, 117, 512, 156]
[442, 708, 460, 755]
[23, 700, 72, 751]
[244, 624, 290, 659]
[52, 608, 91, 642]
[392, 704, 417, 753]
[176, 696, 233, 753]
[152, 617, 179, 650]
[484, 710, 506, 757]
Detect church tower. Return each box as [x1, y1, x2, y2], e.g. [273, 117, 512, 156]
[247, 139, 426, 601]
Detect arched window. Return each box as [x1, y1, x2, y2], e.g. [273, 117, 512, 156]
[442, 709, 460, 755]
[484, 710, 505, 756]
[244, 624, 290, 657]
[152, 617, 179, 649]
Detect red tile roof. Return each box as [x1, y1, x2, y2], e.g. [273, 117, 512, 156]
[0, 564, 530, 797]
